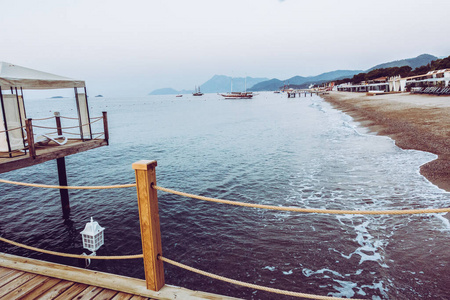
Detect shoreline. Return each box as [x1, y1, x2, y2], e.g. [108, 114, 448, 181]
[321, 91, 450, 192]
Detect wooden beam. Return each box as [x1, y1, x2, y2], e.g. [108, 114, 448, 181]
[57, 157, 70, 218]
[0, 253, 239, 299]
[102, 111, 109, 145]
[55, 112, 63, 136]
[132, 160, 164, 291]
[25, 118, 36, 158]
[0, 139, 107, 174]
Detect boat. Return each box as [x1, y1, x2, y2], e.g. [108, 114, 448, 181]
[176, 94, 183, 97]
[220, 77, 253, 99]
[193, 86, 203, 96]
[220, 92, 253, 99]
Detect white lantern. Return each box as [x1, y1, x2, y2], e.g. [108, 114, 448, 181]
[80, 217, 105, 253]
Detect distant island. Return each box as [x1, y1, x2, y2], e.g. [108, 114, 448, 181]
[95, 95, 103, 97]
[149, 54, 438, 94]
[50, 96, 64, 99]
[149, 75, 269, 95]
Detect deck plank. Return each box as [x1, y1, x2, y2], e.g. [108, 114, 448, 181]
[33, 280, 75, 300]
[0, 253, 239, 300]
[72, 286, 103, 300]
[16, 277, 62, 300]
[91, 289, 119, 300]
[54, 282, 89, 299]
[0, 273, 37, 298]
[1, 275, 48, 299]
[129, 295, 151, 300]
[111, 291, 134, 300]
[0, 139, 107, 174]
[0, 270, 24, 287]
[0, 267, 14, 279]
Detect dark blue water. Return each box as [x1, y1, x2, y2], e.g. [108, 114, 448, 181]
[1, 92, 449, 299]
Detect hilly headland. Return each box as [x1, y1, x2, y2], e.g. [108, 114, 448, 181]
[149, 54, 438, 95]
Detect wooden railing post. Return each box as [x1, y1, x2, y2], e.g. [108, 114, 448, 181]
[132, 160, 165, 291]
[102, 111, 109, 145]
[54, 111, 62, 135]
[25, 118, 36, 158]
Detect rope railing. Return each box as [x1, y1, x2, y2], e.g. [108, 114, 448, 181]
[0, 117, 103, 135]
[0, 178, 448, 214]
[2, 160, 441, 298]
[61, 131, 83, 135]
[60, 116, 80, 120]
[32, 118, 103, 130]
[60, 116, 103, 121]
[0, 236, 143, 260]
[154, 185, 450, 215]
[34, 115, 103, 121]
[91, 133, 105, 139]
[31, 116, 55, 121]
[0, 231, 359, 299]
[159, 256, 360, 300]
[0, 178, 136, 189]
[0, 125, 24, 134]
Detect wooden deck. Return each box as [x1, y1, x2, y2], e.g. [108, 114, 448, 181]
[0, 139, 107, 174]
[0, 253, 239, 300]
[0, 266, 149, 299]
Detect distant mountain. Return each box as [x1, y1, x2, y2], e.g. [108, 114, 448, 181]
[249, 70, 362, 91]
[200, 75, 269, 93]
[250, 54, 438, 91]
[366, 54, 437, 71]
[247, 78, 283, 91]
[149, 75, 269, 95]
[149, 54, 440, 94]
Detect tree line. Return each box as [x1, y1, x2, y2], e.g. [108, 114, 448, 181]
[335, 55, 450, 85]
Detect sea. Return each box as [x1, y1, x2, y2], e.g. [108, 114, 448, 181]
[1, 92, 449, 299]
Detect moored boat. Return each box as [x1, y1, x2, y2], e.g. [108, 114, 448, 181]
[193, 86, 203, 96]
[220, 77, 253, 99]
[220, 91, 253, 99]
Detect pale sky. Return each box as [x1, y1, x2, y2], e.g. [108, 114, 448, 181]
[1, 0, 449, 96]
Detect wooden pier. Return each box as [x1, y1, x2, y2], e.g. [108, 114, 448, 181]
[286, 89, 329, 98]
[0, 253, 236, 299]
[0, 138, 107, 174]
[0, 160, 240, 300]
[0, 65, 240, 299]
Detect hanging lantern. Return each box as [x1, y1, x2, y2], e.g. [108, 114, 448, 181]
[80, 217, 105, 253]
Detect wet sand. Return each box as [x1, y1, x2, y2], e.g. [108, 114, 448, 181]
[321, 91, 450, 192]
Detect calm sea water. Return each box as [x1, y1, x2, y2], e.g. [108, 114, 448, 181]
[1, 92, 449, 299]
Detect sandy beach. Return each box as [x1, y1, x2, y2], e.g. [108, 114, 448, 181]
[321, 91, 450, 192]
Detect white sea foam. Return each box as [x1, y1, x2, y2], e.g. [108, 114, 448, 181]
[328, 280, 358, 298]
[433, 213, 450, 231]
[302, 268, 344, 278]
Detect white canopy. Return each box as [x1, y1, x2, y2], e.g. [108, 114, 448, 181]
[0, 62, 85, 90]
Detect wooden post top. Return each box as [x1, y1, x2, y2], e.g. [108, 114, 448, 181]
[132, 160, 157, 171]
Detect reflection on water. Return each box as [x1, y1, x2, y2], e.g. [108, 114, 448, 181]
[0, 92, 449, 299]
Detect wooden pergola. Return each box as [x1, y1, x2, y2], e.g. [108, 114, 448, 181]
[0, 62, 108, 218]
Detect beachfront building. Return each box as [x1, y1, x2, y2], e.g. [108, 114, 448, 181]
[404, 69, 450, 90]
[388, 75, 407, 92]
[336, 81, 389, 93]
[338, 69, 450, 93]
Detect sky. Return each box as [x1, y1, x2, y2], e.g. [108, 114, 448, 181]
[1, 0, 449, 97]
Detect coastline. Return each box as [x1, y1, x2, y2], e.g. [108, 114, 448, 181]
[321, 91, 450, 192]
